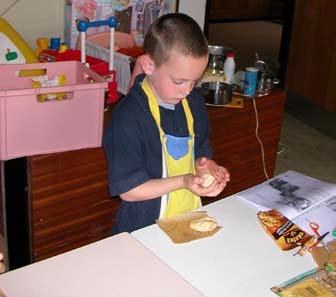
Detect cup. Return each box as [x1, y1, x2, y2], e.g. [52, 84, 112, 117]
[49, 37, 61, 51]
[243, 67, 259, 96]
[36, 37, 49, 50]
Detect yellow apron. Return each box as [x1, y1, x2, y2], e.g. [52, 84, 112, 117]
[142, 77, 201, 218]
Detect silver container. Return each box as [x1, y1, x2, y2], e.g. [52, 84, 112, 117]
[200, 82, 233, 105]
[208, 45, 234, 72]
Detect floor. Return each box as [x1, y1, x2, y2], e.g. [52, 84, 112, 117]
[285, 91, 336, 141]
[274, 113, 336, 184]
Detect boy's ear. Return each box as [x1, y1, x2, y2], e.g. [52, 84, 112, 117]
[139, 54, 155, 75]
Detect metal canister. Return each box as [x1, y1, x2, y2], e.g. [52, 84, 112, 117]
[243, 67, 259, 96]
[207, 45, 234, 73]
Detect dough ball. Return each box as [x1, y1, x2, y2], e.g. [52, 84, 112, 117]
[190, 216, 218, 232]
[202, 173, 215, 187]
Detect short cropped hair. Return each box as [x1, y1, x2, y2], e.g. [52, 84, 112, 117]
[144, 13, 208, 67]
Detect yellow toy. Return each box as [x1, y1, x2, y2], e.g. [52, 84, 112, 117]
[0, 17, 38, 64]
[35, 37, 49, 56]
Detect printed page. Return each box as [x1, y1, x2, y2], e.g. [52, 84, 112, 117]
[236, 171, 336, 220]
[292, 195, 336, 243]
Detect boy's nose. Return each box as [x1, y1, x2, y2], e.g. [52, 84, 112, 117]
[181, 82, 194, 97]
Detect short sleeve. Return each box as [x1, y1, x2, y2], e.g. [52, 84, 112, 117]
[103, 104, 150, 196]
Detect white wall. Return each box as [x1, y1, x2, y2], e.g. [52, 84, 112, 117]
[0, 0, 64, 48]
[208, 21, 282, 71]
[178, 0, 206, 30]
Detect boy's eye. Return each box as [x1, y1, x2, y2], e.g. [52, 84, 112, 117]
[173, 81, 184, 85]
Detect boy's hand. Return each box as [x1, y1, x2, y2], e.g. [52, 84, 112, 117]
[183, 174, 227, 197]
[195, 157, 230, 185]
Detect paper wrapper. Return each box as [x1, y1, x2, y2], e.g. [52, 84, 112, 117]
[271, 266, 336, 296]
[156, 211, 221, 244]
[311, 239, 336, 267]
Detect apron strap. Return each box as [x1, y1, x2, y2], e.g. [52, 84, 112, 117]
[141, 77, 194, 137]
[181, 99, 195, 137]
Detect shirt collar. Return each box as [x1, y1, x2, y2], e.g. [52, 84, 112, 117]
[157, 97, 175, 110]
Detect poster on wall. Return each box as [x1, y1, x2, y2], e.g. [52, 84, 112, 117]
[64, 0, 178, 49]
[64, 0, 114, 49]
[113, 0, 178, 45]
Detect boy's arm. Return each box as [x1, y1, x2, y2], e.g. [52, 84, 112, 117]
[191, 90, 230, 194]
[120, 173, 225, 201]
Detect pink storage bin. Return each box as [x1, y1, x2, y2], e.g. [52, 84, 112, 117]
[0, 61, 107, 160]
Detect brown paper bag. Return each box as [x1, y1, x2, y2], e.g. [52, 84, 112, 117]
[156, 211, 221, 244]
[311, 239, 336, 267]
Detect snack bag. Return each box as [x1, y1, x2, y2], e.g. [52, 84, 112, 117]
[32, 74, 67, 102]
[257, 209, 314, 251]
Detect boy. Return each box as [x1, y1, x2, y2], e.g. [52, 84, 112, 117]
[103, 13, 230, 234]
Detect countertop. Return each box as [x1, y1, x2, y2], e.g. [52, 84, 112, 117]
[0, 232, 202, 297]
[132, 196, 316, 297]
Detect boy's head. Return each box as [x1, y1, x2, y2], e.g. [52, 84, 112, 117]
[140, 13, 209, 104]
[144, 13, 208, 67]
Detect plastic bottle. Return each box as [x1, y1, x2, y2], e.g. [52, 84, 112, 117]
[223, 52, 235, 84]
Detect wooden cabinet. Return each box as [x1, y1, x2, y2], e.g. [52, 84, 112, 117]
[27, 111, 118, 262]
[286, 0, 336, 112]
[28, 149, 118, 261]
[204, 89, 285, 204]
[206, 0, 285, 21]
[204, 0, 289, 84]
[1, 112, 118, 268]
[1, 89, 285, 268]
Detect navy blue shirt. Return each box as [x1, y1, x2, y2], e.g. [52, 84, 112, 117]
[103, 74, 212, 233]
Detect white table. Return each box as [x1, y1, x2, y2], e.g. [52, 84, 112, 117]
[0, 233, 203, 297]
[132, 196, 317, 297]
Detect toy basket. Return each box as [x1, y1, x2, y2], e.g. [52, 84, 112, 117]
[0, 61, 107, 160]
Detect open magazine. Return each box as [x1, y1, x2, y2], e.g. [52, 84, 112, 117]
[236, 170, 336, 243]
